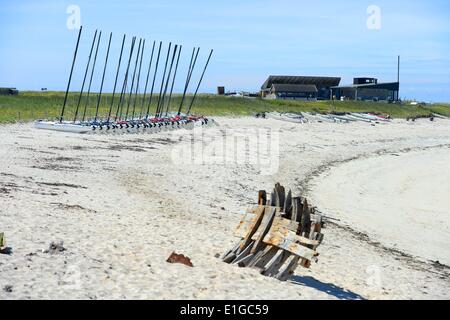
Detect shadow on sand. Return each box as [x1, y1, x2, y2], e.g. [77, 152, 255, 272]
[289, 275, 365, 300]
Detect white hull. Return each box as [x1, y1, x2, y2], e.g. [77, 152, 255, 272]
[302, 113, 335, 123]
[34, 121, 91, 133]
[351, 113, 390, 122]
[266, 112, 307, 123]
[34, 118, 213, 134]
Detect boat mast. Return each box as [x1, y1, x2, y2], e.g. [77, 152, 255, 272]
[165, 45, 182, 116]
[115, 36, 136, 121]
[124, 38, 142, 121]
[81, 31, 102, 122]
[178, 47, 200, 115]
[106, 34, 126, 124]
[94, 32, 113, 123]
[187, 49, 213, 115]
[60, 26, 82, 123]
[156, 42, 172, 117]
[159, 45, 178, 117]
[73, 29, 97, 123]
[145, 41, 162, 119]
[139, 41, 155, 119]
[132, 39, 145, 120]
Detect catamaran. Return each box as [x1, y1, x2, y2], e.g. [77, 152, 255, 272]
[35, 26, 214, 134]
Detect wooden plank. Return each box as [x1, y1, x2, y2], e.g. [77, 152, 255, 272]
[291, 197, 301, 223]
[222, 241, 242, 263]
[261, 250, 286, 276]
[258, 190, 267, 206]
[263, 228, 318, 261]
[233, 212, 256, 238]
[263, 216, 319, 246]
[301, 212, 322, 268]
[234, 214, 256, 238]
[300, 198, 311, 237]
[263, 227, 319, 248]
[283, 190, 292, 218]
[275, 255, 300, 281]
[274, 183, 285, 210]
[223, 253, 237, 264]
[234, 241, 255, 264]
[248, 245, 270, 268]
[233, 205, 261, 238]
[269, 191, 276, 207]
[234, 253, 256, 267]
[250, 206, 277, 254]
[238, 206, 266, 253]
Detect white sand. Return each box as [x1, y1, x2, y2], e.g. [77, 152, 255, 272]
[309, 148, 450, 265]
[0, 117, 449, 300]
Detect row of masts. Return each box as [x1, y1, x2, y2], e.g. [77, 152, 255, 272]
[60, 26, 213, 124]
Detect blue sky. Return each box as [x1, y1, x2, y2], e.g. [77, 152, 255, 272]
[0, 0, 449, 102]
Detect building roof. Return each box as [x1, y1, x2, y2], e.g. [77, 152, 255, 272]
[262, 76, 341, 90]
[331, 82, 399, 90]
[271, 84, 318, 93]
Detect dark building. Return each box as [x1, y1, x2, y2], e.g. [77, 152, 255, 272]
[217, 86, 225, 95]
[331, 78, 399, 102]
[0, 87, 19, 96]
[267, 84, 318, 100]
[261, 76, 341, 100]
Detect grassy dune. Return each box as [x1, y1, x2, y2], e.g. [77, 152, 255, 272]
[0, 91, 449, 123]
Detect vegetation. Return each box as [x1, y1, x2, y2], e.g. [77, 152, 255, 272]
[0, 91, 449, 123]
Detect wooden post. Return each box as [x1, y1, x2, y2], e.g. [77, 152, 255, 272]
[258, 190, 267, 206]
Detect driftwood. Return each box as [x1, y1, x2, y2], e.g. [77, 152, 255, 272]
[221, 184, 325, 281]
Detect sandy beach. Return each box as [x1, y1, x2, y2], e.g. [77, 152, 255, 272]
[0, 117, 449, 300]
[310, 148, 450, 266]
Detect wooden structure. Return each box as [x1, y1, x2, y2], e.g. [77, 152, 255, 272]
[221, 183, 324, 281]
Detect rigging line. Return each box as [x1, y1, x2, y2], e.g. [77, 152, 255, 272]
[124, 38, 142, 121]
[187, 49, 213, 115]
[146, 41, 162, 119]
[60, 26, 82, 123]
[139, 41, 156, 119]
[107, 34, 126, 123]
[82, 30, 102, 122]
[73, 29, 97, 123]
[165, 45, 182, 116]
[115, 36, 136, 121]
[178, 47, 200, 115]
[156, 42, 172, 117]
[94, 32, 113, 122]
[132, 39, 146, 120]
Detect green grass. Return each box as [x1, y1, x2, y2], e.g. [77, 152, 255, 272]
[0, 91, 449, 123]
